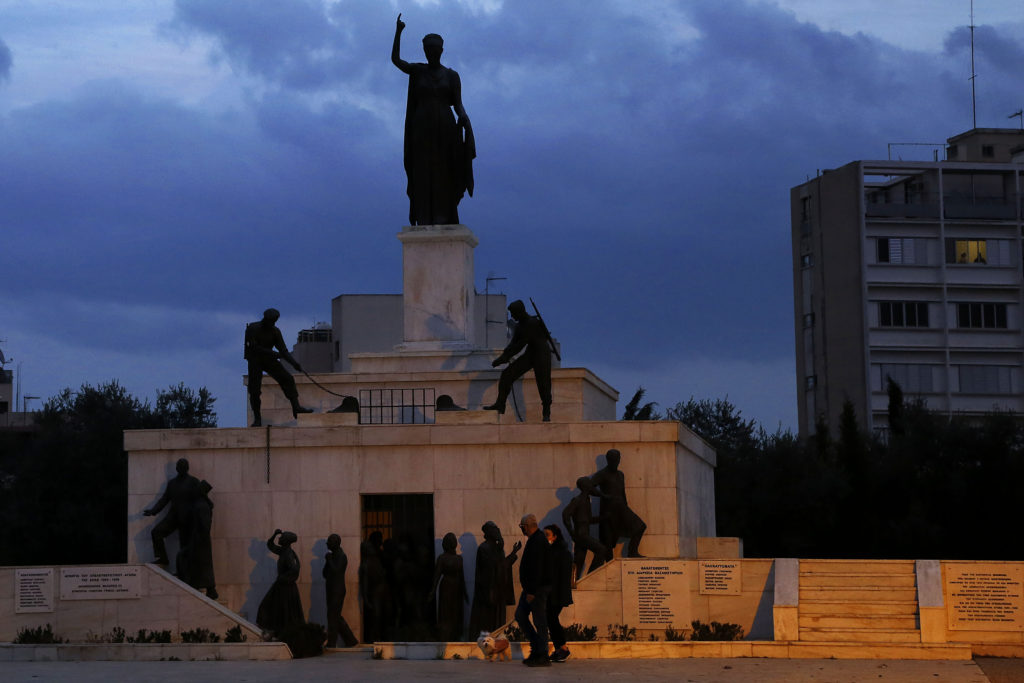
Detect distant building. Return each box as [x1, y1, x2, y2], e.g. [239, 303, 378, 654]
[0, 367, 11, 415]
[292, 293, 510, 373]
[791, 128, 1024, 437]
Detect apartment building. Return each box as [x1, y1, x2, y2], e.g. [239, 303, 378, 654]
[791, 128, 1024, 436]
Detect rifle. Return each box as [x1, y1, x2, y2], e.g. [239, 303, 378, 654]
[529, 297, 561, 362]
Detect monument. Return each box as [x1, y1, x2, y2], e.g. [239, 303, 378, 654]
[120, 15, 718, 648]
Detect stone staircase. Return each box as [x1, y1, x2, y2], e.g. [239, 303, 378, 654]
[798, 559, 920, 643]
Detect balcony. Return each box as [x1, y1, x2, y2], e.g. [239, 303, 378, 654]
[943, 194, 1019, 221]
[866, 197, 939, 219]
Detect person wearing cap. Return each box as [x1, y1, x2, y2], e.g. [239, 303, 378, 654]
[244, 308, 313, 427]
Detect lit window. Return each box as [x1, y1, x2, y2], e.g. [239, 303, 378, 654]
[945, 238, 1011, 266]
[948, 239, 987, 264]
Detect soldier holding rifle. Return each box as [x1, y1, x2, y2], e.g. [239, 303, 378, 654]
[484, 299, 557, 422]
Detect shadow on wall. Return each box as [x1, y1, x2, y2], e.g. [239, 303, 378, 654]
[425, 312, 462, 344]
[308, 537, 328, 626]
[749, 561, 775, 640]
[541, 486, 576, 539]
[457, 532, 478, 636]
[244, 537, 278, 624]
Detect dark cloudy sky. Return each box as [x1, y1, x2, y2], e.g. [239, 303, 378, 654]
[2, 1, 1022, 429]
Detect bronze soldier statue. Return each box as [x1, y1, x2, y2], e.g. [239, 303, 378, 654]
[143, 458, 199, 567]
[244, 308, 313, 426]
[562, 476, 612, 580]
[591, 449, 647, 558]
[485, 300, 554, 421]
[324, 534, 358, 647]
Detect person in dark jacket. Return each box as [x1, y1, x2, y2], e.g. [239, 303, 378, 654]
[544, 524, 573, 663]
[514, 513, 552, 666]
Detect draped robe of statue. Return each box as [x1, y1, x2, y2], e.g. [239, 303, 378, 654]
[402, 62, 475, 225]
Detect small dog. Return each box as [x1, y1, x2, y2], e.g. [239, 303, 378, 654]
[477, 630, 511, 661]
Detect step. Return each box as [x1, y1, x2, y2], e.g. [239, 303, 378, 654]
[325, 646, 375, 659]
[799, 559, 916, 574]
[799, 573, 916, 588]
[798, 628, 921, 643]
[799, 600, 918, 616]
[800, 586, 918, 602]
[799, 614, 918, 630]
[785, 641, 971, 660]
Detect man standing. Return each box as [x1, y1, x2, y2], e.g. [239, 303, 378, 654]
[244, 308, 313, 427]
[143, 458, 200, 567]
[515, 513, 552, 666]
[484, 300, 554, 421]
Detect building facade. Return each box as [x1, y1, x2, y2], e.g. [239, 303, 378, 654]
[791, 128, 1024, 436]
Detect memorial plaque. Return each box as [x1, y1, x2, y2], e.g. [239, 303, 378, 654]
[699, 560, 741, 595]
[60, 566, 141, 600]
[621, 560, 690, 628]
[15, 568, 54, 613]
[945, 562, 1024, 631]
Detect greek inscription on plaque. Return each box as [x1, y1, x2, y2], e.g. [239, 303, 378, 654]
[945, 563, 1024, 631]
[699, 560, 741, 595]
[621, 560, 690, 628]
[16, 568, 54, 613]
[60, 566, 141, 600]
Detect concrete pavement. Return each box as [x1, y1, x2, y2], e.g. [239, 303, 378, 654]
[5, 655, 1019, 682]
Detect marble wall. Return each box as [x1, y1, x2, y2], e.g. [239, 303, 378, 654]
[0, 564, 261, 643]
[125, 419, 716, 635]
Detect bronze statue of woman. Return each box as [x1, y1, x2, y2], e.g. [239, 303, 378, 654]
[392, 13, 475, 226]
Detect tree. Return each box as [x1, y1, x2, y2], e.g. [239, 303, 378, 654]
[155, 382, 217, 428]
[0, 380, 217, 566]
[622, 386, 660, 420]
[666, 396, 756, 456]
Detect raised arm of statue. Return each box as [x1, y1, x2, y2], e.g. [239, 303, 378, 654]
[391, 13, 411, 73]
[266, 529, 283, 555]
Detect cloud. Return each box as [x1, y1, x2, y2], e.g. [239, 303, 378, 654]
[0, 36, 11, 81]
[5, 1, 1024, 428]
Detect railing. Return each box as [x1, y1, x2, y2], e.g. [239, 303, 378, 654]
[943, 195, 1018, 220]
[865, 193, 1021, 221]
[358, 388, 436, 425]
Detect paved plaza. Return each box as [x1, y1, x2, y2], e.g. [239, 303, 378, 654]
[6, 656, 1024, 683]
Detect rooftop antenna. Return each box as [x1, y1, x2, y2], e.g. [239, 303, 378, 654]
[969, 0, 977, 129]
[483, 273, 507, 349]
[1010, 109, 1023, 130]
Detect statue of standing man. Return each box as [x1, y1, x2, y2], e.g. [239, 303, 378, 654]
[244, 308, 313, 427]
[392, 13, 475, 226]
